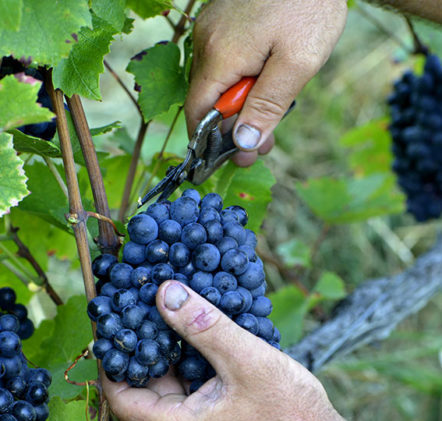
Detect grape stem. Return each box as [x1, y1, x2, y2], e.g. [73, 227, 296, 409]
[86, 211, 125, 237]
[64, 349, 98, 386]
[404, 16, 429, 55]
[118, 119, 150, 222]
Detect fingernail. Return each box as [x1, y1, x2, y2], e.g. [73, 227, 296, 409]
[235, 124, 261, 149]
[164, 282, 189, 311]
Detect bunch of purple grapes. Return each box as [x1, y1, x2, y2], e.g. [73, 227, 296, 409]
[0, 288, 34, 341]
[388, 54, 442, 221]
[89, 189, 280, 392]
[0, 288, 51, 421]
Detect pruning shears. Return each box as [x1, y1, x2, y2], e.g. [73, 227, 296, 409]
[138, 77, 294, 207]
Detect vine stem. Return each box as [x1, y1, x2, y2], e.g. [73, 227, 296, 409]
[103, 60, 142, 117]
[66, 94, 121, 255]
[43, 156, 68, 199]
[134, 106, 183, 208]
[44, 71, 109, 421]
[118, 120, 149, 222]
[172, 0, 196, 43]
[8, 225, 63, 306]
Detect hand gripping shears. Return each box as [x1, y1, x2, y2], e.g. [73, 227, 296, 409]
[138, 77, 294, 207]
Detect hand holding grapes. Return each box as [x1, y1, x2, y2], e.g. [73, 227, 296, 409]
[103, 280, 343, 421]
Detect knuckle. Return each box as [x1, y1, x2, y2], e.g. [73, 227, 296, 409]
[247, 95, 286, 121]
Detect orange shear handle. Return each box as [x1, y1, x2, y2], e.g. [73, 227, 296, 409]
[214, 77, 256, 119]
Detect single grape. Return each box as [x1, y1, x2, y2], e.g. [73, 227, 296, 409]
[181, 223, 207, 250]
[193, 244, 220, 272]
[127, 214, 158, 245]
[145, 240, 169, 264]
[189, 272, 213, 293]
[212, 272, 237, 293]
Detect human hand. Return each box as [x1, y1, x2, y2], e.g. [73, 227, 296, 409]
[103, 280, 344, 421]
[184, 0, 347, 167]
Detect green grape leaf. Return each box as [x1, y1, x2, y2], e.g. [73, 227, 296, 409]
[0, 0, 91, 67]
[9, 129, 60, 157]
[126, 42, 187, 122]
[38, 295, 93, 367]
[340, 119, 392, 175]
[90, 120, 122, 136]
[268, 285, 309, 347]
[49, 359, 98, 400]
[0, 133, 29, 217]
[53, 15, 117, 101]
[276, 239, 311, 268]
[9, 208, 76, 272]
[312, 271, 346, 300]
[92, 0, 126, 31]
[126, 0, 172, 19]
[122, 17, 135, 34]
[0, 75, 54, 131]
[18, 162, 69, 230]
[48, 397, 86, 421]
[215, 160, 276, 233]
[295, 174, 404, 224]
[0, 0, 22, 31]
[108, 127, 134, 154]
[22, 319, 55, 364]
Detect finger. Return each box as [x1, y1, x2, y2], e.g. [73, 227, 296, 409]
[156, 281, 269, 381]
[102, 374, 186, 421]
[184, 68, 240, 138]
[233, 50, 319, 151]
[230, 133, 274, 167]
[185, 37, 266, 137]
[231, 150, 258, 167]
[147, 366, 186, 396]
[258, 133, 275, 155]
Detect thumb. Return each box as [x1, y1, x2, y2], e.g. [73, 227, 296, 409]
[156, 280, 268, 380]
[233, 52, 317, 151]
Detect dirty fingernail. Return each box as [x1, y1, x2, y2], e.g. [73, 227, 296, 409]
[164, 282, 189, 311]
[234, 124, 261, 149]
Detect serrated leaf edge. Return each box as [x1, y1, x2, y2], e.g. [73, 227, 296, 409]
[0, 133, 30, 217]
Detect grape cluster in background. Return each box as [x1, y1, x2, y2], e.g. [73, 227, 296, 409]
[0, 288, 51, 421]
[89, 189, 281, 392]
[388, 53, 442, 222]
[0, 56, 56, 141]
